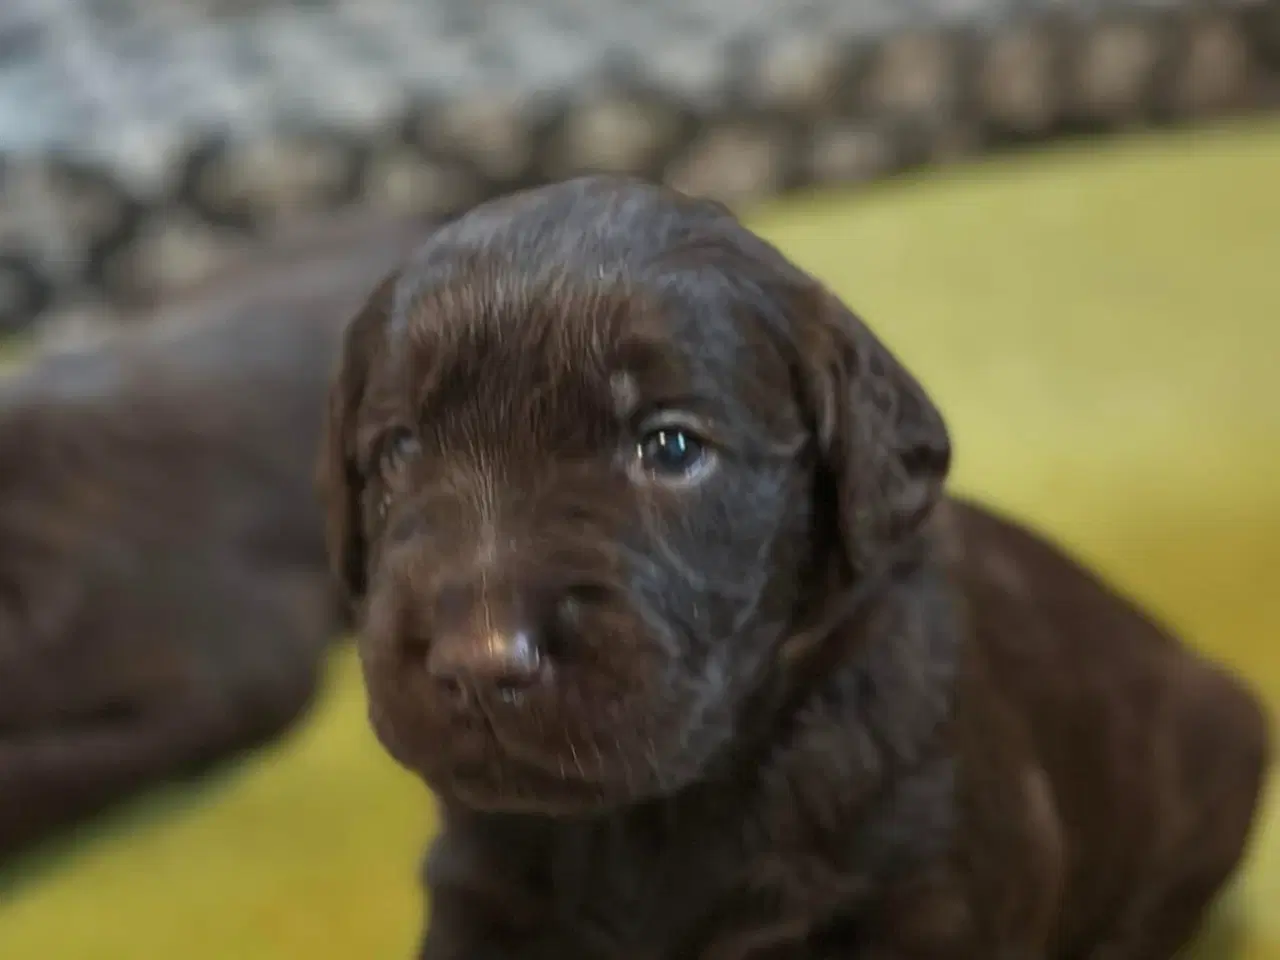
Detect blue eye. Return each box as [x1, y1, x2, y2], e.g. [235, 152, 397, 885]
[636, 427, 707, 477]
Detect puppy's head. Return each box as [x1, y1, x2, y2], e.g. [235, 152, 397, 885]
[320, 176, 950, 815]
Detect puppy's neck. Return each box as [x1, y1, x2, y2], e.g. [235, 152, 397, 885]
[736, 543, 960, 819]
[667, 549, 963, 948]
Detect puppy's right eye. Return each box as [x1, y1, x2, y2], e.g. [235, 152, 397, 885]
[629, 418, 717, 487]
[377, 427, 422, 477]
[637, 428, 706, 476]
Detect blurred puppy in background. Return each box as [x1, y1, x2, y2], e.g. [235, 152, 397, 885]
[323, 177, 1271, 960]
[0, 217, 421, 863]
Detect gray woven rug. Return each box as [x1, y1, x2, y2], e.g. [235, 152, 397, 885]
[1, 0, 1277, 333]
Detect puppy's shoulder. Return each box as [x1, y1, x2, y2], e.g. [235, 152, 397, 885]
[938, 497, 1184, 671]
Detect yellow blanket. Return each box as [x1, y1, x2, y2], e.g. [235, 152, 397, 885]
[1, 120, 1276, 959]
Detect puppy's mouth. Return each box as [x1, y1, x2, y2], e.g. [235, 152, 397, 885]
[441, 743, 630, 816]
[412, 719, 662, 816]
[364, 661, 683, 816]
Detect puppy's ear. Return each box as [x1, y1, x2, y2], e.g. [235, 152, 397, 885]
[318, 271, 398, 606]
[795, 285, 951, 576]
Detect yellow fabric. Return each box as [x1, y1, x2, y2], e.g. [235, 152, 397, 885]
[1, 120, 1276, 959]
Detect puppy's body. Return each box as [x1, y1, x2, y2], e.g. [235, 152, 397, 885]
[321, 178, 1271, 959]
[0, 219, 420, 861]
[948, 502, 1269, 958]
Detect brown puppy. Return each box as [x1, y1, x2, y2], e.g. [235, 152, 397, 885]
[0, 218, 422, 863]
[321, 177, 1272, 960]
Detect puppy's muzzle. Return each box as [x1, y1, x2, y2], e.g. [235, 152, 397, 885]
[398, 567, 595, 706]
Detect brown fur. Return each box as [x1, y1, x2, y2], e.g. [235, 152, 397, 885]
[321, 177, 1272, 959]
[0, 219, 422, 862]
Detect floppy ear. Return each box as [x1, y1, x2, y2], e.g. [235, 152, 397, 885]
[795, 285, 951, 577]
[318, 271, 399, 607]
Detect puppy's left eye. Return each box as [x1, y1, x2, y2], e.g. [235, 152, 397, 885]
[378, 427, 422, 475]
[373, 427, 421, 520]
[634, 426, 711, 480]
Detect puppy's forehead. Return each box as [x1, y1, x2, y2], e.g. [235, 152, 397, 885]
[389, 263, 768, 417]
[391, 259, 647, 379]
[367, 178, 795, 432]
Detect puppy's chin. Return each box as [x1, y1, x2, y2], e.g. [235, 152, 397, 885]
[371, 711, 704, 818]
[429, 759, 644, 818]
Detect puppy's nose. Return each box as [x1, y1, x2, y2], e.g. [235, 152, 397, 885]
[425, 625, 546, 698]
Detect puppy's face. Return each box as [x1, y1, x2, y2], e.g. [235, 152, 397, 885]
[322, 177, 951, 815]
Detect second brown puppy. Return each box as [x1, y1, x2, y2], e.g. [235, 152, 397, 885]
[321, 176, 1272, 959]
[0, 216, 422, 863]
